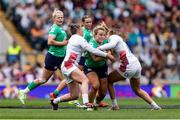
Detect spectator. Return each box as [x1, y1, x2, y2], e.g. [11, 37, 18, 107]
[23, 62, 35, 84]
[1, 0, 180, 84]
[151, 78, 167, 98]
[30, 19, 47, 51]
[11, 62, 23, 84]
[2, 83, 18, 99]
[0, 63, 6, 84]
[6, 40, 21, 64]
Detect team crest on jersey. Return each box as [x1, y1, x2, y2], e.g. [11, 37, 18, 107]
[50, 27, 55, 32]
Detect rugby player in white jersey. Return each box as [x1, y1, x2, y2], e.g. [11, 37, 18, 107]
[50, 24, 115, 110]
[98, 29, 161, 110]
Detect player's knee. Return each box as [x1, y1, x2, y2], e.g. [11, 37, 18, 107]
[92, 83, 100, 90]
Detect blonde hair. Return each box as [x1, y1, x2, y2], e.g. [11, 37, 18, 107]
[93, 26, 106, 36]
[52, 8, 63, 19]
[99, 22, 109, 34]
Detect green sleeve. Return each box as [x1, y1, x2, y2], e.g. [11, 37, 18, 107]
[103, 39, 109, 44]
[48, 25, 58, 37]
[89, 39, 97, 48]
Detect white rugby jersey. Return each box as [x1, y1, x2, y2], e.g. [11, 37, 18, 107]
[98, 35, 138, 72]
[63, 34, 107, 68]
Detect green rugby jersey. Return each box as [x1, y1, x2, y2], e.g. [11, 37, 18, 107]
[48, 24, 67, 57]
[85, 38, 109, 67]
[82, 27, 93, 42]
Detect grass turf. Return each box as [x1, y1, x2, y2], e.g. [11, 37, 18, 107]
[0, 98, 180, 119]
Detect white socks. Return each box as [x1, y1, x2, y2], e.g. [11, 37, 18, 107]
[150, 101, 160, 109]
[53, 97, 61, 104]
[22, 87, 30, 94]
[82, 94, 89, 104]
[112, 99, 118, 106]
[93, 99, 99, 106]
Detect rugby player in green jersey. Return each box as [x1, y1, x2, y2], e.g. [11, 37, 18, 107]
[18, 9, 68, 104]
[84, 26, 109, 107]
[78, 15, 93, 70]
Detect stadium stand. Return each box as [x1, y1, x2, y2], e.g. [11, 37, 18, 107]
[0, 0, 179, 85]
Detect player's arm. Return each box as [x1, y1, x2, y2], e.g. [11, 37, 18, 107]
[90, 50, 112, 61]
[98, 38, 118, 50]
[48, 35, 68, 46]
[80, 38, 115, 61]
[80, 38, 107, 57]
[91, 54, 105, 62]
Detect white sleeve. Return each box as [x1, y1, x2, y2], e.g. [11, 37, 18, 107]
[80, 38, 107, 57]
[98, 36, 118, 50]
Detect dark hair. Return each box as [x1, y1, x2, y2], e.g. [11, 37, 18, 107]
[82, 15, 90, 22]
[69, 24, 80, 35]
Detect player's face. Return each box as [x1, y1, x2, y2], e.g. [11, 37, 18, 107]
[95, 30, 105, 44]
[54, 12, 64, 26]
[83, 18, 92, 30]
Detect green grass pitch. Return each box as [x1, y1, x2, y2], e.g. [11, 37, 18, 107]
[0, 98, 180, 119]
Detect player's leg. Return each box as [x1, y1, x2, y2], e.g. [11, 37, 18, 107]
[18, 68, 53, 104]
[52, 67, 94, 110]
[50, 79, 67, 99]
[61, 64, 93, 108]
[70, 68, 90, 105]
[18, 52, 62, 104]
[130, 77, 161, 110]
[86, 71, 99, 103]
[67, 56, 85, 106]
[107, 70, 125, 110]
[50, 56, 71, 101]
[51, 81, 79, 110]
[95, 77, 108, 107]
[53, 81, 79, 103]
[52, 80, 81, 107]
[94, 65, 108, 107]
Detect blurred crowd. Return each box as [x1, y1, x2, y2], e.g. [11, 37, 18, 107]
[0, 0, 179, 85]
[0, 61, 61, 85]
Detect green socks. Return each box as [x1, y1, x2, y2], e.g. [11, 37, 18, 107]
[27, 82, 39, 91]
[53, 89, 60, 97]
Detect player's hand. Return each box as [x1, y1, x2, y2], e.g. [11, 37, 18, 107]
[62, 40, 68, 45]
[106, 52, 115, 62]
[97, 47, 100, 49]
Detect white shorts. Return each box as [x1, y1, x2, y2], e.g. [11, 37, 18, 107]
[61, 62, 77, 84]
[109, 60, 142, 79]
